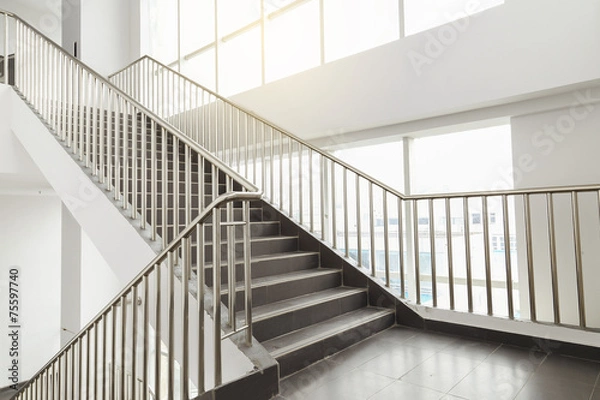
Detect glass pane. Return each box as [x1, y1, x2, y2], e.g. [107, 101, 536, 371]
[181, 0, 215, 55]
[404, 0, 504, 36]
[324, 0, 399, 62]
[219, 27, 262, 95]
[332, 140, 404, 191]
[181, 47, 216, 92]
[412, 124, 513, 194]
[217, 0, 261, 36]
[146, 0, 179, 63]
[265, 0, 320, 82]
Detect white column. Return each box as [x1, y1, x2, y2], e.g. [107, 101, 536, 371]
[60, 203, 81, 346]
[402, 137, 417, 302]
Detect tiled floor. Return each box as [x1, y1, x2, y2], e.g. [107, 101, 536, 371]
[274, 326, 600, 400]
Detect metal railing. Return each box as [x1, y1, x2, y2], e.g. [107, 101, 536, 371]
[2, 10, 263, 399]
[111, 56, 600, 331]
[12, 192, 260, 400]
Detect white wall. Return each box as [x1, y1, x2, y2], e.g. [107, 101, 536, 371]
[80, 0, 140, 76]
[61, 0, 80, 57]
[0, 194, 62, 384]
[231, 0, 600, 141]
[0, 0, 61, 44]
[80, 228, 121, 326]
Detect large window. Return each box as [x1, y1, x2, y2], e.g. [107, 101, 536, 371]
[144, 0, 504, 94]
[180, 0, 215, 55]
[181, 48, 216, 92]
[265, 0, 320, 82]
[412, 124, 513, 194]
[323, 0, 400, 62]
[219, 27, 262, 95]
[217, 0, 261, 36]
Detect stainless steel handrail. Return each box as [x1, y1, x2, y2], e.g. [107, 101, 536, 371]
[112, 55, 600, 333]
[108, 55, 600, 202]
[12, 192, 262, 399]
[109, 55, 406, 199]
[2, 9, 263, 399]
[1, 10, 256, 194]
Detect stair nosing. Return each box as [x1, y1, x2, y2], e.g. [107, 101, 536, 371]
[249, 287, 367, 322]
[266, 308, 395, 358]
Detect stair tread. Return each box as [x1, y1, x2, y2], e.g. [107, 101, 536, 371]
[248, 287, 367, 322]
[263, 308, 395, 358]
[221, 268, 339, 293]
[201, 235, 297, 246]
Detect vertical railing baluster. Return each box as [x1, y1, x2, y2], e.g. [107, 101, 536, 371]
[413, 200, 420, 304]
[154, 264, 161, 399]
[463, 198, 473, 313]
[502, 195, 514, 319]
[331, 161, 337, 248]
[197, 226, 205, 394]
[343, 168, 349, 258]
[167, 253, 175, 399]
[369, 182, 376, 277]
[571, 191, 586, 328]
[320, 156, 326, 241]
[244, 201, 253, 346]
[120, 295, 127, 400]
[309, 149, 314, 232]
[132, 285, 139, 400]
[181, 237, 190, 400]
[212, 207, 223, 387]
[482, 196, 493, 316]
[445, 198, 455, 310]
[428, 199, 437, 307]
[546, 193, 560, 324]
[398, 197, 405, 298]
[356, 175, 362, 267]
[383, 192, 390, 287]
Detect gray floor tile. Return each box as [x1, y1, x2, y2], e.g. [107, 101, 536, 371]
[306, 369, 394, 400]
[280, 359, 355, 400]
[483, 344, 546, 377]
[403, 331, 460, 351]
[592, 388, 600, 400]
[440, 395, 469, 400]
[450, 361, 532, 400]
[440, 337, 501, 361]
[368, 381, 444, 400]
[357, 345, 436, 379]
[327, 337, 393, 368]
[401, 352, 479, 392]
[514, 376, 595, 400]
[371, 326, 418, 343]
[534, 354, 600, 386]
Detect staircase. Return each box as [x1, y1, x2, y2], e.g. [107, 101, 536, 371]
[98, 110, 396, 378]
[150, 117, 396, 378]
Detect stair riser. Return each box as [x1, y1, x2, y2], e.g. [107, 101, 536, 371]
[202, 252, 319, 284]
[222, 272, 341, 312]
[198, 237, 298, 264]
[276, 312, 395, 377]
[253, 292, 368, 342]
